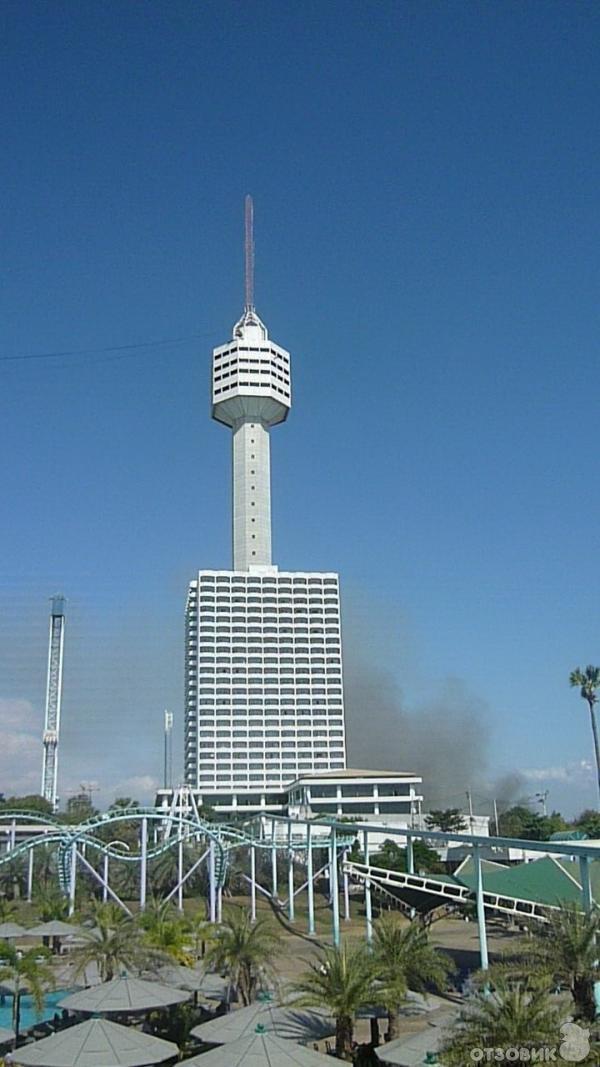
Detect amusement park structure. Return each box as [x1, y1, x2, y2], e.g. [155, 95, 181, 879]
[0, 803, 598, 973]
[41, 596, 66, 812]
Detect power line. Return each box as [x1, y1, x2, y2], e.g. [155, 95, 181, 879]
[0, 330, 212, 364]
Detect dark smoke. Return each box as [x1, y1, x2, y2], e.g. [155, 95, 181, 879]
[341, 589, 523, 812]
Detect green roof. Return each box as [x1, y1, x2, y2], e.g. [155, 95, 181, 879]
[454, 855, 585, 907]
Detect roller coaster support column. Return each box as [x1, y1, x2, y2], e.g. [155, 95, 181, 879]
[271, 819, 278, 899]
[9, 820, 16, 852]
[287, 822, 295, 923]
[474, 845, 489, 971]
[68, 842, 77, 916]
[217, 884, 222, 924]
[27, 849, 34, 903]
[363, 829, 373, 945]
[140, 817, 148, 911]
[330, 826, 340, 947]
[343, 849, 350, 921]
[250, 845, 257, 923]
[208, 840, 216, 923]
[406, 836, 414, 874]
[103, 854, 109, 903]
[177, 837, 184, 911]
[306, 823, 315, 936]
[580, 855, 593, 914]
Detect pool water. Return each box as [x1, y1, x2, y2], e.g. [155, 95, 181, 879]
[0, 990, 70, 1032]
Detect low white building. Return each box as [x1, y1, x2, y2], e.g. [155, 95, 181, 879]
[156, 768, 424, 845]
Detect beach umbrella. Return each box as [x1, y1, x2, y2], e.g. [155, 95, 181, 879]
[191, 1000, 335, 1045]
[0, 923, 28, 939]
[58, 977, 190, 1015]
[374, 1011, 456, 1066]
[14, 1017, 178, 1067]
[181, 1029, 335, 1067]
[150, 967, 228, 1000]
[27, 923, 81, 939]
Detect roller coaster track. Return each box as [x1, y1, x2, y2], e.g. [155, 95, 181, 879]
[0, 808, 356, 898]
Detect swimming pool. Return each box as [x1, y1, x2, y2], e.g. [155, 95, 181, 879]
[0, 990, 70, 1032]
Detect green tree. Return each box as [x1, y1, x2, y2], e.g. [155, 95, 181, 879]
[0, 795, 54, 816]
[139, 899, 193, 965]
[293, 942, 376, 1060]
[570, 666, 600, 803]
[0, 944, 54, 1047]
[424, 809, 467, 833]
[497, 805, 566, 841]
[573, 809, 600, 837]
[371, 914, 454, 1040]
[439, 980, 563, 1066]
[373, 838, 444, 874]
[532, 902, 600, 1022]
[35, 889, 70, 921]
[72, 902, 159, 982]
[206, 908, 281, 1006]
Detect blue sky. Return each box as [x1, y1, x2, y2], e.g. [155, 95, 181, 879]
[1, 1, 599, 816]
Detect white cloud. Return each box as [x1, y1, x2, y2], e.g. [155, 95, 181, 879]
[0, 698, 43, 795]
[520, 759, 593, 784]
[95, 774, 160, 807]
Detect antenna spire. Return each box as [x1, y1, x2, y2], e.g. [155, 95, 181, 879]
[244, 194, 255, 311]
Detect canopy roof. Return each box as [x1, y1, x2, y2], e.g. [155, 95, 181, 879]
[0, 1026, 15, 1044]
[0, 922, 28, 938]
[455, 855, 585, 907]
[27, 922, 82, 938]
[14, 1017, 178, 1067]
[181, 1030, 333, 1067]
[375, 1012, 455, 1066]
[191, 1001, 334, 1045]
[58, 977, 190, 1015]
[146, 967, 228, 999]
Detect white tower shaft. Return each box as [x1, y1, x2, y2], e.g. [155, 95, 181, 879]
[232, 417, 272, 569]
[41, 596, 66, 812]
[211, 197, 291, 572]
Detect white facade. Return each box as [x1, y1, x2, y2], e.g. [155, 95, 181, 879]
[184, 568, 347, 800]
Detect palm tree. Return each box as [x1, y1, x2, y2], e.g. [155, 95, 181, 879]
[139, 899, 193, 965]
[440, 980, 562, 1065]
[185, 906, 215, 961]
[570, 666, 600, 802]
[0, 944, 54, 1047]
[206, 907, 281, 1006]
[293, 942, 376, 1060]
[371, 915, 454, 1040]
[532, 902, 600, 1022]
[72, 901, 160, 982]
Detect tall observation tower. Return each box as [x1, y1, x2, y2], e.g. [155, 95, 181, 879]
[41, 595, 66, 812]
[184, 200, 346, 812]
[212, 196, 291, 570]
